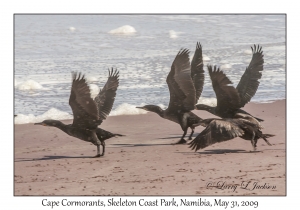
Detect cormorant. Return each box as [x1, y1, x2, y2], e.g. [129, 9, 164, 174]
[196, 45, 264, 122]
[188, 116, 274, 152]
[35, 69, 123, 157]
[137, 42, 205, 144]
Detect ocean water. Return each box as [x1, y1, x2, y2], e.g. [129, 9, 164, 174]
[14, 14, 286, 124]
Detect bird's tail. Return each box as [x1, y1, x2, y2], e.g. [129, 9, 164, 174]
[255, 117, 264, 122]
[261, 133, 274, 146]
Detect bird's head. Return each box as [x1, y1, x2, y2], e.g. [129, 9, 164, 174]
[136, 105, 163, 115]
[34, 120, 60, 127]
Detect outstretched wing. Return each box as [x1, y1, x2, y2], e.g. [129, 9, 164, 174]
[69, 72, 101, 129]
[208, 65, 241, 114]
[188, 119, 244, 151]
[236, 44, 264, 107]
[166, 48, 196, 111]
[191, 42, 205, 102]
[94, 68, 119, 120]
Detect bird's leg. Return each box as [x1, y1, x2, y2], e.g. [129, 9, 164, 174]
[188, 128, 194, 140]
[92, 131, 102, 158]
[174, 129, 187, 144]
[101, 141, 105, 156]
[254, 139, 258, 148]
[251, 131, 257, 151]
[93, 145, 101, 158]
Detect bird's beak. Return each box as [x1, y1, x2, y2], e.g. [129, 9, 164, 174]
[34, 122, 45, 126]
[136, 107, 144, 109]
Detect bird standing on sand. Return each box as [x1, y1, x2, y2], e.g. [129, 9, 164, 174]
[196, 45, 264, 122]
[137, 42, 205, 144]
[188, 115, 274, 152]
[35, 69, 123, 157]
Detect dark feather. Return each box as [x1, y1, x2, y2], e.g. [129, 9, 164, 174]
[191, 42, 205, 102]
[94, 68, 119, 120]
[69, 72, 101, 129]
[167, 48, 196, 111]
[236, 44, 264, 107]
[208, 65, 241, 115]
[189, 119, 245, 151]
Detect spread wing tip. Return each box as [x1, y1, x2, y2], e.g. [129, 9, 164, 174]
[207, 64, 221, 74]
[71, 71, 85, 81]
[108, 68, 120, 78]
[188, 139, 201, 151]
[196, 42, 202, 50]
[251, 44, 263, 55]
[178, 48, 190, 56]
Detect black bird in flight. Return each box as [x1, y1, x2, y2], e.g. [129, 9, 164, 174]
[35, 69, 123, 157]
[137, 42, 205, 144]
[188, 114, 274, 152]
[196, 45, 264, 122]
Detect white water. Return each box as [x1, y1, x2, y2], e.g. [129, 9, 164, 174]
[14, 108, 73, 124]
[16, 80, 44, 91]
[15, 15, 285, 124]
[14, 102, 169, 124]
[108, 25, 136, 34]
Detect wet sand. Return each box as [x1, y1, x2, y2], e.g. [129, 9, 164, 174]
[14, 100, 286, 195]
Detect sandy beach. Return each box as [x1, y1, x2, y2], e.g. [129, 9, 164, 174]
[14, 100, 286, 196]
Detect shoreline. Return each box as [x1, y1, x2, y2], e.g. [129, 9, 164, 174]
[14, 99, 286, 195]
[14, 99, 286, 125]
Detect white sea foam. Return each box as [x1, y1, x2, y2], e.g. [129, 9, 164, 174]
[16, 80, 44, 91]
[169, 30, 178, 39]
[220, 60, 229, 64]
[88, 84, 100, 99]
[203, 55, 211, 61]
[197, 97, 217, 106]
[86, 76, 99, 83]
[69, 27, 76, 31]
[108, 25, 136, 34]
[220, 64, 232, 69]
[110, 103, 147, 116]
[244, 49, 253, 55]
[14, 108, 73, 124]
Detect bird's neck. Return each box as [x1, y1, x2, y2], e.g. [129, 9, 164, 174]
[148, 106, 165, 117]
[50, 120, 69, 133]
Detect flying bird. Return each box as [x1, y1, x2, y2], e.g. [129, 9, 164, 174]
[196, 45, 264, 122]
[188, 116, 274, 152]
[137, 42, 205, 144]
[35, 69, 123, 157]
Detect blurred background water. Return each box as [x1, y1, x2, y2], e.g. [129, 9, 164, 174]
[14, 14, 285, 123]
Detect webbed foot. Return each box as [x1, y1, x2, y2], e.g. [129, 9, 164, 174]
[93, 154, 101, 158]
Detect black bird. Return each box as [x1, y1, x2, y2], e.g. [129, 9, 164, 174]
[35, 69, 123, 157]
[188, 116, 274, 152]
[196, 45, 264, 122]
[137, 42, 205, 144]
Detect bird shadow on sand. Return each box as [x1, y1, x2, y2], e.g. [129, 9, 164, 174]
[158, 136, 182, 139]
[14, 155, 93, 162]
[158, 135, 198, 139]
[177, 149, 261, 155]
[110, 143, 172, 148]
